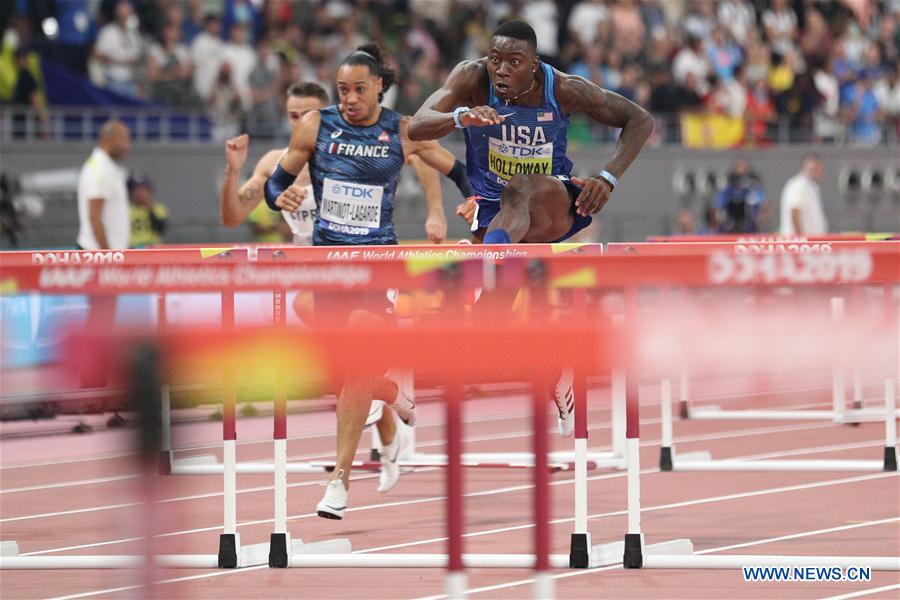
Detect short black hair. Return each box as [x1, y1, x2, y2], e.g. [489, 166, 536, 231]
[491, 20, 537, 53]
[340, 43, 397, 102]
[287, 82, 329, 104]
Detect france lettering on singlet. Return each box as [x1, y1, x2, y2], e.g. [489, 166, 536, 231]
[309, 105, 405, 245]
[464, 62, 573, 201]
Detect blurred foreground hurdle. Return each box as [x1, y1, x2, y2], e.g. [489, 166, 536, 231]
[606, 240, 899, 473]
[2, 245, 897, 592]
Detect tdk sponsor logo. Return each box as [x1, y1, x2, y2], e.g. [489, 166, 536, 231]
[332, 183, 374, 198]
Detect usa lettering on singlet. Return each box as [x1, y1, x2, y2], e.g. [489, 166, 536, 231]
[271, 149, 317, 245]
[464, 62, 574, 201]
[308, 105, 405, 245]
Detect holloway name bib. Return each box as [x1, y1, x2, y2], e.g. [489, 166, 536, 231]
[487, 138, 554, 182]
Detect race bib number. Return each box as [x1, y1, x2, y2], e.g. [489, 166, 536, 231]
[320, 177, 383, 233]
[488, 138, 553, 182]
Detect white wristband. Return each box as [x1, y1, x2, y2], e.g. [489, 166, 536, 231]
[597, 169, 618, 189]
[452, 106, 470, 129]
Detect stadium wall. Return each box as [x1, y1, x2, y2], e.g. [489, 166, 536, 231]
[2, 142, 897, 248]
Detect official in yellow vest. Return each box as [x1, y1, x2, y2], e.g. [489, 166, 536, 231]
[128, 173, 169, 247]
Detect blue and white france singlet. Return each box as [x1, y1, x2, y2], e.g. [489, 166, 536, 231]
[309, 105, 405, 245]
[464, 63, 573, 201]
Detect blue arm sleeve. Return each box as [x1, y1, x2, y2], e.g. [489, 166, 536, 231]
[264, 164, 298, 211]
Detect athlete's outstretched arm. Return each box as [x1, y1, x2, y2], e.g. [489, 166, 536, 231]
[406, 154, 446, 243]
[559, 76, 654, 216]
[220, 135, 281, 227]
[264, 111, 319, 211]
[408, 61, 491, 141]
[399, 118, 447, 243]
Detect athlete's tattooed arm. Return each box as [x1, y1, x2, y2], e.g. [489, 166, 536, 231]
[221, 133, 284, 226]
[557, 74, 653, 216]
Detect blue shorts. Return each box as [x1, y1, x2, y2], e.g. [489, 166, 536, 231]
[471, 175, 593, 242]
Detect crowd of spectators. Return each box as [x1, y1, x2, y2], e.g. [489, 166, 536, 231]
[1, 0, 899, 145]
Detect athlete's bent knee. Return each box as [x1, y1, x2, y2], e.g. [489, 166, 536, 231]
[501, 174, 532, 205]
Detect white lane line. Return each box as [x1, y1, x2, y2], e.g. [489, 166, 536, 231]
[0, 398, 856, 497]
[693, 517, 900, 555]
[0, 394, 844, 498]
[0, 451, 136, 471]
[417, 517, 900, 600]
[2, 383, 839, 471]
[0, 474, 142, 495]
[18, 442, 895, 558]
[822, 583, 900, 600]
[50, 498, 899, 600]
[356, 471, 898, 555]
[1, 402, 613, 471]
[3, 416, 846, 525]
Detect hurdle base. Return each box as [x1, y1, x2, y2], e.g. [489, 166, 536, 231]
[659, 447, 673, 472]
[268, 533, 291, 568]
[589, 538, 692, 569]
[884, 447, 898, 471]
[623, 534, 644, 569]
[568, 532, 591, 568]
[218, 533, 240, 569]
[679, 400, 690, 419]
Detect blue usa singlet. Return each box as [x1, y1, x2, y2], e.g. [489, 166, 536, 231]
[464, 63, 573, 201]
[309, 105, 405, 245]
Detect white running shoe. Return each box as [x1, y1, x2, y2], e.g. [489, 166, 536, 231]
[553, 367, 575, 437]
[385, 368, 416, 427]
[365, 400, 384, 427]
[377, 425, 411, 493]
[316, 473, 348, 520]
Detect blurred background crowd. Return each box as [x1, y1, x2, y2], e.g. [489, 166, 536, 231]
[2, 0, 899, 146]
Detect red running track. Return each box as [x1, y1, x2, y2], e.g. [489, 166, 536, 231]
[1, 377, 898, 599]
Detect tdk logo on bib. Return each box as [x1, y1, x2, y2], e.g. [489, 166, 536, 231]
[331, 183, 374, 198]
[321, 177, 383, 233]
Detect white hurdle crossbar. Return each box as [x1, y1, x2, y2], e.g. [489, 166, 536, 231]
[659, 376, 899, 472]
[681, 294, 893, 425]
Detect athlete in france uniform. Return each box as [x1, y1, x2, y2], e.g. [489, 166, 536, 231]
[309, 105, 405, 246]
[264, 44, 470, 521]
[221, 81, 465, 246]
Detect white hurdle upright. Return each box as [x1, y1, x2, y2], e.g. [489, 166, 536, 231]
[623, 375, 900, 571]
[658, 376, 898, 472]
[686, 293, 899, 424]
